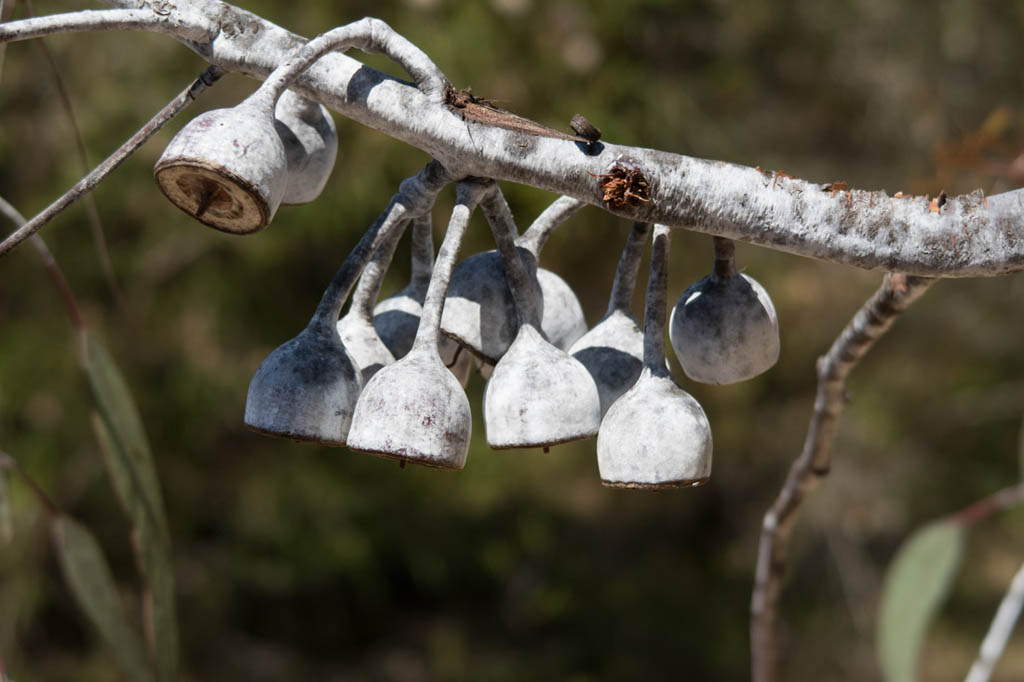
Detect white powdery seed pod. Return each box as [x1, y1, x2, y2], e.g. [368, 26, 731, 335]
[348, 181, 488, 469]
[243, 161, 453, 446]
[337, 314, 396, 383]
[154, 99, 289, 234]
[669, 237, 780, 385]
[484, 324, 601, 448]
[441, 195, 586, 363]
[570, 222, 650, 417]
[598, 225, 713, 489]
[275, 90, 338, 206]
[244, 324, 363, 445]
[478, 190, 600, 449]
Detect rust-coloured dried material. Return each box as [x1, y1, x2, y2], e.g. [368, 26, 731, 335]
[595, 163, 651, 209]
[771, 171, 793, 190]
[929, 191, 948, 214]
[893, 191, 907, 199]
[822, 181, 849, 197]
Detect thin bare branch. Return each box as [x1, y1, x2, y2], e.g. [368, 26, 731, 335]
[0, 7, 213, 44]
[25, 0, 125, 308]
[965, 557, 1024, 682]
[750, 272, 936, 682]
[0, 65, 223, 259]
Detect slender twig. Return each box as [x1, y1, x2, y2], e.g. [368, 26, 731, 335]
[0, 7, 214, 44]
[965, 558, 1024, 682]
[0, 65, 223, 259]
[0, 450, 59, 516]
[750, 272, 936, 682]
[956, 482, 1024, 527]
[24, 0, 125, 309]
[0, 198, 85, 354]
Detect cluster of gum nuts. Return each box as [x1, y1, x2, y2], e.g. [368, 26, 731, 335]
[153, 49, 780, 490]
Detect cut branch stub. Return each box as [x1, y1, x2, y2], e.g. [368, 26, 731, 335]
[347, 180, 490, 469]
[154, 98, 288, 233]
[669, 237, 780, 385]
[598, 225, 713, 489]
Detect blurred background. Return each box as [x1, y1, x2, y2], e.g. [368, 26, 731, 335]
[2, 0, 1024, 679]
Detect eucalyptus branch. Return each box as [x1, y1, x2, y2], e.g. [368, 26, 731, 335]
[0, 65, 222, 258]
[0, 0, 999, 275]
[750, 272, 936, 682]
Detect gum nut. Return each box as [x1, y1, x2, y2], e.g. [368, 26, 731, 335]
[440, 248, 541, 364]
[337, 314, 396, 383]
[154, 102, 289, 234]
[373, 287, 422, 359]
[483, 324, 601, 449]
[538, 268, 588, 350]
[569, 309, 644, 417]
[274, 90, 338, 205]
[244, 325, 363, 445]
[347, 348, 471, 469]
[669, 273, 780, 385]
[597, 368, 713, 489]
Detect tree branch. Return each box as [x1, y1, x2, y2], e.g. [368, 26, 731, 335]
[41, 0, 1014, 277]
[750, 272, 936, 682]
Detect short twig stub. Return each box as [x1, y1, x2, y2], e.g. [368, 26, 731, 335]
[594, 163, 651, 208]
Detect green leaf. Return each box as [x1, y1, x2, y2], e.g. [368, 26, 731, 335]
[877, 519, 966, 682]
[92, 412, 178, 682]
[0, 466, 11, 544]
[51, 515, 155, 682]
[81, 331, 169, 544]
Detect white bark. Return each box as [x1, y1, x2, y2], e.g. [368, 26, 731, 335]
[2, 0, 1023, 277]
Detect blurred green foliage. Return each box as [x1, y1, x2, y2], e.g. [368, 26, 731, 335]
[2, 0, 1024, 680]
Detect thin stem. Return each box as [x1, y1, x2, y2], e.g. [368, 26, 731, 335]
[516, 195, 585, 256]
[0, 451, 59, 517]
[0, 197, 85, 352]
[409, 214, 435, 293]
[964, 559, 1024, 682]
[750, 272, 936, 682]
[713, 236, 737, 279]
[481, 187, 542, 330]
[26, 0, 124, 309]
[412, 180, 490, 353]
[308, 160, 453, 333]
[955, 482, 1024, 527]
[642, 225, 671, 374]
[0, 8, 214, 44]
[347, 218, 411, 319]
[253, 17, 445, 110]
[0, 65, 223, 259]
[607, 221, 651, 316]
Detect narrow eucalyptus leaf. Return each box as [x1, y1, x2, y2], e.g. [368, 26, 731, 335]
[877, 519, 966, 682]
[82, 332, 169, 543]
[92, 413, 178, 681]
[51, 515, 155, 682]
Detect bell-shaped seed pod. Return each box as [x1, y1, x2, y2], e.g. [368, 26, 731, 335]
[275, 90, 338, 206]
[348, 181, 490, 468]
[538, 268, 588, 350]
[570, 222, 651, 416]
[669, 237, 780, 385]
[244, 161, 453, 445]
[441, 195, 586, 363]
[598, 225, 713, 489]
[480, 191, 601, 449]
[337, 218, 409, 382]
[154, 97, 289, 234]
